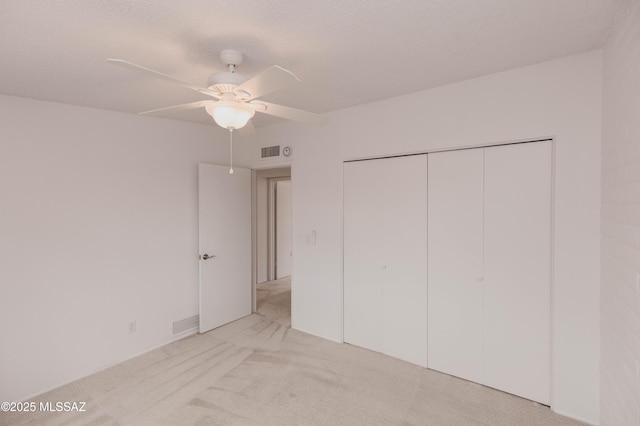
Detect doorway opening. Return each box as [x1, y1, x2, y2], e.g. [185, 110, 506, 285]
[256, 276, 291, 327]
[253, 167, 292, 321]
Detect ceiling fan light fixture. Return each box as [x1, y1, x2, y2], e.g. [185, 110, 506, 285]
[205, 101, 255, 130]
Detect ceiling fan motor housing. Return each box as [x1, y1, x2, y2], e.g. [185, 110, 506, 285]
[207, 71, 247, 92]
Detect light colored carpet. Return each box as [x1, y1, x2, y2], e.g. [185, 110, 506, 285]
[1, 277, 584, 425]
[256, 277, 291, 328]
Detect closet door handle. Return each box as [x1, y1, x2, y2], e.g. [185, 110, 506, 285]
[476, 275, 484, 282]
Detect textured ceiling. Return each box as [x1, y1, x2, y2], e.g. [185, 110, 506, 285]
[0, 0, 627, 129]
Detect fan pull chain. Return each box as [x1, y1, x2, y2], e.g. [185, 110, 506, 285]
[228, 129, 234, 175]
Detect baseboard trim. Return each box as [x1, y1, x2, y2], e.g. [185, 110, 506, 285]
[552, 408, 598, 425]
[19, 328, 198, 403]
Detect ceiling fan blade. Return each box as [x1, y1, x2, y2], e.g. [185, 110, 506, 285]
[252, 101, 329, 126]
[236, 66, 300, 100]
[107, 59, 220, 99]
[139, 100, 214, 116]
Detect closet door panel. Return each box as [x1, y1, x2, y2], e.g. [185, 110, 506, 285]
[427, 149, 484, 382]
[381, 155, 429, 367]
[483, 142, 551, 404]
[343, 160, 383, 352]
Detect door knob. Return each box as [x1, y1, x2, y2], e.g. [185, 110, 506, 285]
[476, 275, 484, 282]
[201, 254, 216, 260]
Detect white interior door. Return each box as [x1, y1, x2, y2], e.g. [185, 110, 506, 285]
[198, 163, 252, 333]
[483, 142, 551, 404]
[381, 155, 429, 367]
[343, 159, 383, 352]
[428, 149, 484, 383]
[275, 180, 292, 278]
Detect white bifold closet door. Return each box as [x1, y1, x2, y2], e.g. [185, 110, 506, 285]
[428, 141, 551, 405]
[344, 155, 429, 367]
[344, 159, 383, 352]
[427, 148, 485, 384]
[483, 142, 551, 404]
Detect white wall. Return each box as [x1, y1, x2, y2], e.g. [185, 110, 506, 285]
[0, 94, 237, 402]
[600, 3, 640, 425]
[244, 50, 602, 423]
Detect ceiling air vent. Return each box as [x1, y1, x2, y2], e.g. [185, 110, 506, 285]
[261, 145, 281, 159]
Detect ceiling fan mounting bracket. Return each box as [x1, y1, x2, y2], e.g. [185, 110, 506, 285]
[207, 49, 248, 90]
[220, 49, 244, 68]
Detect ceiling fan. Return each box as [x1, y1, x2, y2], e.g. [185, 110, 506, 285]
[107, 49, 329, 131]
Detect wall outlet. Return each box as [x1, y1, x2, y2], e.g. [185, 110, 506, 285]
[128, 321, 136, 334]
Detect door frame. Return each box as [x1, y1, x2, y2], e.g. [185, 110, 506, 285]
[269, 177, 292, 280]
[252, 167, 291, 312]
